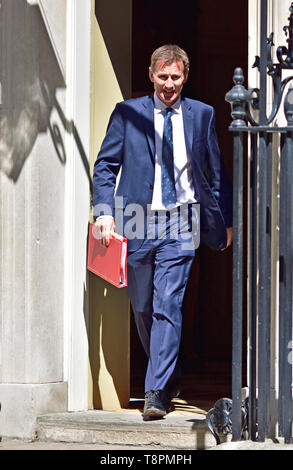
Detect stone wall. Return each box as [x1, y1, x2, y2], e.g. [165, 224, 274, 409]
[0, 0, 69, 439]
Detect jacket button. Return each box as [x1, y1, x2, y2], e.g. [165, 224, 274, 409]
[149, 184, 153, 189]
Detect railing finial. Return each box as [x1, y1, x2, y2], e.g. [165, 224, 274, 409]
[284, 84, 293, 126]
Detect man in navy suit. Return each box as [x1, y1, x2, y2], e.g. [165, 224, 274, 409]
[93, 44, 233, 420]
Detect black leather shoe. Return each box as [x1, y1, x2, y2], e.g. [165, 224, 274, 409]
[143, 390, 166, 421]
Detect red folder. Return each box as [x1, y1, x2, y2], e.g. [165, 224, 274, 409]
[87, 222, 127, 288]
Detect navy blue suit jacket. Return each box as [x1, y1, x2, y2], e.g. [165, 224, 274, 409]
[93, 94, 232, 252]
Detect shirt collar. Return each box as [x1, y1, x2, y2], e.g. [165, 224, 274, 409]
[153, 93, 181, 114]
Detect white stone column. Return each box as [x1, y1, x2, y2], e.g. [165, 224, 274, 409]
[0, 0, 69, 439]
[63, 0, 92, 412]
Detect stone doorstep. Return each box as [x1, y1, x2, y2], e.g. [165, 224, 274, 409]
[36, 409, 224, 450]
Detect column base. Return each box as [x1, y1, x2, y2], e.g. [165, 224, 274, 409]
[0, 382, 68, 440]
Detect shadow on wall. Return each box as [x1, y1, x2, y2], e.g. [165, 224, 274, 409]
[95, 0, 131, 100]
[0, 0, 92, 192]
[87, 272, 130, 409]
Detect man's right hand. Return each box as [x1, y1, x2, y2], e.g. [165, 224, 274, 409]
[93, 216, 115, 247]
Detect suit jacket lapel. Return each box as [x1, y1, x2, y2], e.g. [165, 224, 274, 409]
[141, 95, 155, 164]
[181, 97, 194, 159]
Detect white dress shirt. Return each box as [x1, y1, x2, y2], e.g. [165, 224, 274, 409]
[151, 93, 196, 211]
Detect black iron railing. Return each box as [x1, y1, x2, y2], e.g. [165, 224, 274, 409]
[207, 0, 293, 444]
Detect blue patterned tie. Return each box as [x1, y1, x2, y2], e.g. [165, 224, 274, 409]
[161, 107, 177, 207]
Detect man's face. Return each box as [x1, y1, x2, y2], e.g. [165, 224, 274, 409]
[149, 59, 188, 106]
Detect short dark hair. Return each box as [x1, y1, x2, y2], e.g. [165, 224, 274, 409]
[150, 44, 190, 74]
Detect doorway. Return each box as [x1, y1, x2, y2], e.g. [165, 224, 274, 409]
[130, 0, 248, 409]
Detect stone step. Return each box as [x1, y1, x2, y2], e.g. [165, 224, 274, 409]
[36, 407, 228, 450]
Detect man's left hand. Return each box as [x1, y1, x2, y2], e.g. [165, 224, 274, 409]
[221, 227, 233, 251]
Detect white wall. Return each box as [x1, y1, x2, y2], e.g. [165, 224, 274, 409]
[64, 0, 92, 411]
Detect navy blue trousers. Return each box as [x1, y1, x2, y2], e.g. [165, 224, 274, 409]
[127, 210, 196, 394]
